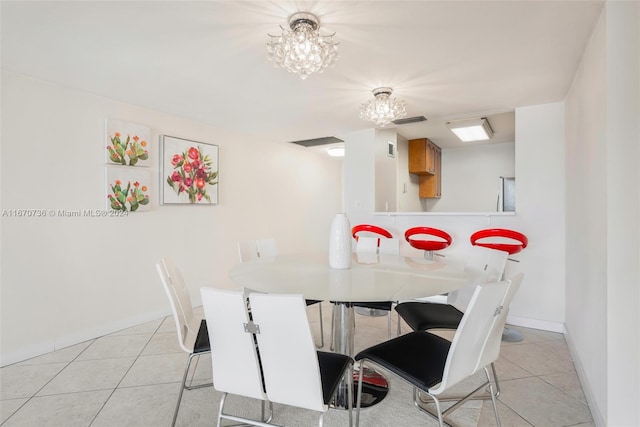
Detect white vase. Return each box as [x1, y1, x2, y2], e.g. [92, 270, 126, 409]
[329, 213, 352, 269]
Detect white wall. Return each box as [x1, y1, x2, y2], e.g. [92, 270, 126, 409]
[604, 2, 640, 424]
[343, 128, 376, 228]
[374, 128, 397, 212]
[346, 102, 567, 331]
[564, 9, 608, 423]
[565, 2, 639, 425]
[426, 142, 515, 212]
[0, 71, 343, 366]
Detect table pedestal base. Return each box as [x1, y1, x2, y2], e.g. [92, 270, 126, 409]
[332, 367, 389, 409]
[355, 307, 388, 317]
[332, 303, 389, 408]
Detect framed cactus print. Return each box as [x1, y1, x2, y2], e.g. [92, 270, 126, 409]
[105, 166, 152, 212]
[160, 135, 219, 205]
[105, 118, 151, 167]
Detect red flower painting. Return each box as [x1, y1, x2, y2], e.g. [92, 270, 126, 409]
[166, 146, 218, 203]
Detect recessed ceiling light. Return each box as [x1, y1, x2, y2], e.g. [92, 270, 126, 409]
[326, 146, 345, 157]
[447, 117, 493, 142]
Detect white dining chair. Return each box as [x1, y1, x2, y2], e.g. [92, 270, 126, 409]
[237, 239, 258, 263]
[156, 257, 212, 427]
[238, 238, 325, 348]
[357, 277, 520, 427]
[378, 237, 400, 255]
[250, 292, 354, 427]
[201, 288, 354, 427]
[256, 237, 278, 258]
[394, 247, 511, 396]
[351, 236, 397, 340]
[200, 287, 272, 427]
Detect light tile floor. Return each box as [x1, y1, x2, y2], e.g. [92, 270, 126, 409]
[1, 303, 594, 426]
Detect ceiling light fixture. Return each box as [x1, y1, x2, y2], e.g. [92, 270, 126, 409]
[326, 146, 345, 157]
[359, 87, 407, 127]
[446, 117, 494, 142]
[267, 12, 338, 80]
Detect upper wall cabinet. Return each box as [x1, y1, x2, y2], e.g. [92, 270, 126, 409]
[409, 138, 441, 198]
[409, 138, 439, 175]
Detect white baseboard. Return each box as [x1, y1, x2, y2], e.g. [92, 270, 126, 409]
[1, 339, 56, 367]
[564, 326, 605, 427]
[1, 308, 171, 367]
[506, 314, 565, 333]
[54, 308, 170, 350]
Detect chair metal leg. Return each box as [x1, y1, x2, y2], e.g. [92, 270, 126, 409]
[261, 401, 273, 423]
[219, 394, 279, 427]
[172, 353, 195, 427]
[355, 361, 365, 427]
[491, 362, 501, 398]
[413, 368, 501, 427]
[418, 361, 500, 404]
[431, 396, 444, 427]
[216, 392, 227, 427]
[348, 362, 354, 427]
[172, 352, 213, 427]
[412, 388, 450, 427]
[432, 396, 445, 427]
[317, 303, 325, 348]
[485, 367, 501, 427]
[330, 303, 335, 351]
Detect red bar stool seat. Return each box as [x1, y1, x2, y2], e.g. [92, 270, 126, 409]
[470, 228, 528, 255]
[352, 224, 393, 244]
[404, 227, 453, 260]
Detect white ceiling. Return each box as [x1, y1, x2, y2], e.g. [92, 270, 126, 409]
[1, 1, 603, 150]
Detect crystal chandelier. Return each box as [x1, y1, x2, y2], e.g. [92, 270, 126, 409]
[267, 12, 338, 80]
[359, 87, 407, 127]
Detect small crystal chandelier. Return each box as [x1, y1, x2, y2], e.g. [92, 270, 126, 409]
[359, 87, 407, 127]
[267, 12, 338, 80]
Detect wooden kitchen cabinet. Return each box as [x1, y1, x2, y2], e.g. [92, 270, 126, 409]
[409, 138, 442, 198]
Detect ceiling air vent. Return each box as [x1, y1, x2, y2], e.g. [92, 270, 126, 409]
[392, 116, 427, 125]
[289, 136, 344, 147]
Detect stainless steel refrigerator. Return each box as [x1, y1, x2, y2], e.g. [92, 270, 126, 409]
[497, 176, 516, 212]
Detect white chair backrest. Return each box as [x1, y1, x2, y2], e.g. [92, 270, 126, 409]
[256, 238, 278, 258]
[447, 246, 509, 311]
[355, 236, 379, 263]
[476, 272, 524, 370]
[465, 245, 509, 283]
[200, 287, 266, 401]
[237, 240, 258, 263]
[156, 257, 197, 353]
[355, 236, 379, 254]
[378, 238, 400, 255]
[249, 293, 326, 412]
[430, 279, 511, 395]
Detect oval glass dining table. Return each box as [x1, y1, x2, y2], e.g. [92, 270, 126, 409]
[229, 252, 468, 407]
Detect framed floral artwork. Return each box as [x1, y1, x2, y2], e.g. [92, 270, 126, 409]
[105, 166, 152, 212]
[160, 135, 219, 205]
[105, 118, 151, 167]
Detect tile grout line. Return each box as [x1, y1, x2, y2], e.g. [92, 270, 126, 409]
[536, 373, 590, 407]
[87, 317, 166, 427]
[496, 338, 591, 426]
[0, 338, 100, 426]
